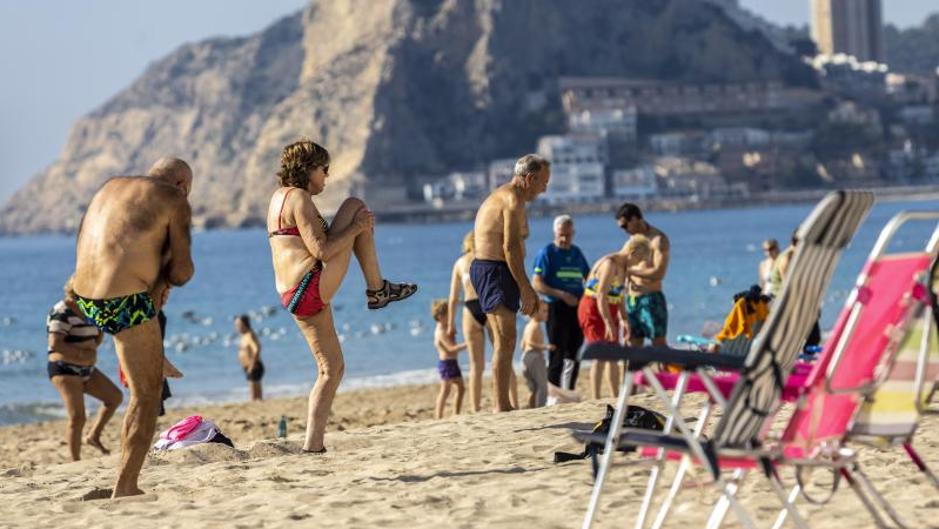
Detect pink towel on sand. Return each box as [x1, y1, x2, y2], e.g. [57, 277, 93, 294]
[163, 415, 203, 442]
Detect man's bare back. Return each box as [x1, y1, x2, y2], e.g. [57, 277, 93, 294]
[73, 177, 193, 300]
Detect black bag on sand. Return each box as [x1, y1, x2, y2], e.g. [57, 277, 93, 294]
[555, 405, 667, 476]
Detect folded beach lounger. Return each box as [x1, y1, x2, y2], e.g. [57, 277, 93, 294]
[576, 190, 875, 529]
[767, 211, 939, 529]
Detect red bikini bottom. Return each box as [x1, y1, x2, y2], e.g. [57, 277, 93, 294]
[281, 269, 326, 317]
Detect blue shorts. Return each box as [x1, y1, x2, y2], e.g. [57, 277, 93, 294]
[469, 259, 520, 314]
[438, 359, 462, 380]
[626, 291, 668, 340]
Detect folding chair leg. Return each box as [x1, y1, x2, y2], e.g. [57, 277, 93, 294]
[904, 443, 939, 491]
[841, 466, 902, 529]
[635, 372, 691, 529]
[770, 485, 801, 529]
[767, 469, 810, 529]
[705, 469, 746, 529]
[643, 374, 758, 529]
[852, 465, 911, 529]
[650, 403, 715, 529]
[582, 376, 634, 529]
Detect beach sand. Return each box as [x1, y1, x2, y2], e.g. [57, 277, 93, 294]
[1, 381, 936, 528]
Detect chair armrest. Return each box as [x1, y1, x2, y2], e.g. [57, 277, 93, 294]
[581, 343, 746, 371]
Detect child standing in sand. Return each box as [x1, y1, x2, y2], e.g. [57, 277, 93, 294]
[521, 302, 553, 408]
[432, 300, 467, 418]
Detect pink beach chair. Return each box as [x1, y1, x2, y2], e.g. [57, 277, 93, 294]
[578, 204, 939, 529]
[577, 190, 875, 529]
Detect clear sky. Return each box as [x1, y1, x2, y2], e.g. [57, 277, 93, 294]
[0, 0, 935, 205]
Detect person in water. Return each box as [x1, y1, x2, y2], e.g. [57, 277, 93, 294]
[446, 231, 492, 412]
[71, 156, 194, 498]
[470, 154, 550, 412]
[235, 315, 264, 401]
[47, 280, 123, 461]
[432, 300, 467, 418]
[267, 139, 417, 453]
[578, 235, 651, 399]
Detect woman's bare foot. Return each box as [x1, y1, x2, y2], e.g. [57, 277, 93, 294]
[85, 436, 111, 455]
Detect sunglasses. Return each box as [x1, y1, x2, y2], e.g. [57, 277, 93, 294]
[323, 165, 329, 176]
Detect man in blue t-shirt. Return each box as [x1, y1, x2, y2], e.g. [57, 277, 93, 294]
[532, 215, 590, 391]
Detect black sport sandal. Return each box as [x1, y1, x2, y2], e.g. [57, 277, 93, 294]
[367, 280, 418, 309]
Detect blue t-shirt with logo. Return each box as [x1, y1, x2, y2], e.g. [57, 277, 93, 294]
[532, 243, 590, 302]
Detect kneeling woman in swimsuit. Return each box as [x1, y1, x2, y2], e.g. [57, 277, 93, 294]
[268, 139, 417, 453]
[47, 280, 123, 461]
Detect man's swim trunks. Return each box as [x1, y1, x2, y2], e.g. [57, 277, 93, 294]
[244, 361, 265, 382]
[469, 259, 520, 314]
[281, 269, 326, 318]
[625, 291, 668, 340]
[75, 292, 156, 335]
[438, 358, 462, 381]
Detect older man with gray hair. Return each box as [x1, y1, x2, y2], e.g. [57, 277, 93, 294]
[532, 214, 590, 391]
[471, 154, 550, 412]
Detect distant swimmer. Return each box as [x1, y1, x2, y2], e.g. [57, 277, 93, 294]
[616, 203, 671, 354]
[235, 315, 264, 401]
[46, 280, 123, 461]
[267, 139, 416, 453]
[471, 154, 550, 412]
[72, 156, 195, 497]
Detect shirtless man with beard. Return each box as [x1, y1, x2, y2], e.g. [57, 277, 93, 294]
[71, 157, 194, 498]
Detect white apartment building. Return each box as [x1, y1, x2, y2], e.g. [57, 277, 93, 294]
[612, 166, 658, 199]
[567, 106, 638, 143]
[537, 134, 607, 204]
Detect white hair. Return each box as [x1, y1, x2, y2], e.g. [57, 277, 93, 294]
[513, 154, 550, 177]
[553, 214, 573, 232]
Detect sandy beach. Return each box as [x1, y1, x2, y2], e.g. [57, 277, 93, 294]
[0, 380, 936, 529]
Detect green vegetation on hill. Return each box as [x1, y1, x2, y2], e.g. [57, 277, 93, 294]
[885, 14, 939, 75]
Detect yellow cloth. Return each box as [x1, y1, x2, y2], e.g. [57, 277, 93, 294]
[715, 297, 770, 343]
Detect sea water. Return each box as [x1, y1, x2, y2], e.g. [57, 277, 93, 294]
[0, 199, 935, 424]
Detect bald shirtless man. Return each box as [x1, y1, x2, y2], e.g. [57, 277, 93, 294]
[616, 203, 671, 350]
[471, 154, 550, 412]
[72, 157, 194, 498]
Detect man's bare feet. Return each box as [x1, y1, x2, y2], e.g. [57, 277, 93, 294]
[85, 436, 111, 455]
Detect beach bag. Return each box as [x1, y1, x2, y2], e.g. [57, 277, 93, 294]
[153, 415, 234, 450]
[555, 404, 666, 476]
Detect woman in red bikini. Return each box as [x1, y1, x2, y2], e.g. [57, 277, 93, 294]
[268, 139, 417, 453]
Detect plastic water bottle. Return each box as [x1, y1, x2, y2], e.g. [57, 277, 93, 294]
[277, 415, 287, 440]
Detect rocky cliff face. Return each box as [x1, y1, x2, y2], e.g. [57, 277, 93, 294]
[0, 0, 812, 234]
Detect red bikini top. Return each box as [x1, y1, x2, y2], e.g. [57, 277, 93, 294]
[268, 188, 328, 237]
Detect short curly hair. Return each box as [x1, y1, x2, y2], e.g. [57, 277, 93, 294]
[277, 139, 330, 188]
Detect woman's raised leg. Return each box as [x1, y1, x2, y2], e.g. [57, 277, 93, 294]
[319, 198, 382, 302]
